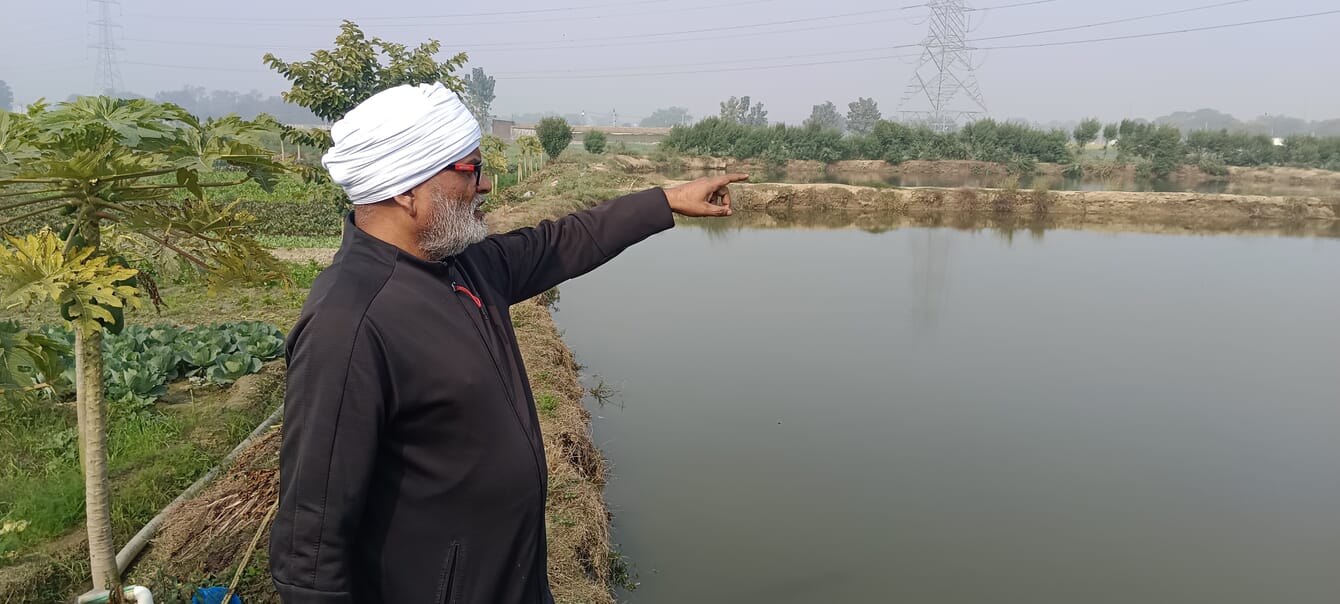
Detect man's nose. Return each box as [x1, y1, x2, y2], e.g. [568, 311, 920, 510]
[478, 174, 494, 194]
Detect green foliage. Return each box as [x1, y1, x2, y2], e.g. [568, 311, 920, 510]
[0, 369, 278, 568]
[264, 20, 467, 124]
[846, 97, 881, 135]
[640, 107, 692, 128]
[1117, 122, 1184, 179]
[0, 230, 141, 332]
[255, 234, 342, 248]
[480, 135, 509, 185]
[536, 392, 559, 416]
[958, 120, 1071, 164]
[719, 96, 768, 127]
[0, 320, 71, 404]
[1, 320, 282, 411]
[0, 80, 12, 112]
[805, 101, 846, 133]
[463, 67, 496, 129]
[536, 117, 573, 161]
[1073, 118, 1102, 151]
[206, 352, 263, 386]
[664, 117, 1072, 166]
[263, 20, 468, 151]
[0, 96, 290, 295]
[233, 198, 344, 236]
[286, 260, 326, 289]
[1194, 154, 1230, 177]
[583, 129, 608, 155]
[514, 135, 545, 183]
[1103, 123, 1119, 150]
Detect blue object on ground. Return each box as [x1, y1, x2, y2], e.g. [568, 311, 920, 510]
[192, 586, 242, 604]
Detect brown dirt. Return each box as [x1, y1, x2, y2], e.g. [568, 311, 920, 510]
[270, 247, 336, 265]
[0, 530, 90, 604]
[612, 155, 656, 173]
[222, 362, 286, 410]
[716, 182, 1337, 225]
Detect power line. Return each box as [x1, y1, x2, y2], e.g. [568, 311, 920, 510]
[971, 0, 1256, 43]
[494, 7, 1340, 80]
[967, 0, 1056, 11]
[128, 0, 782, 29]
[440, 4, 930, 48]
[128, 13, 920, 55]
[118, 6, 1339, 80]
[123, 60, 260, 73]
[118, 0, 1056, 53]
[125, 0, 670, 23]
[494, 45, 908, 77]
[972, 7, 1340, 49]
[499, 53, 906, 80]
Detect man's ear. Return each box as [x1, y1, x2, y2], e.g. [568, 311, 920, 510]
[390, 190, 418, 217]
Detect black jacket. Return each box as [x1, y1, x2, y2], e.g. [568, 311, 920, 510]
[270, 189, 674, 603]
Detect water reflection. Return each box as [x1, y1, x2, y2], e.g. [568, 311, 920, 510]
[908, 229, 952, 331]
[678, 208, 1340, 240]
[556, 222, 1340, 604]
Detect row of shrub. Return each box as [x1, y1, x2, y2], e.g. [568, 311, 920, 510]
[663, 117, 1340, 176]
[662, 118, 1073, 167]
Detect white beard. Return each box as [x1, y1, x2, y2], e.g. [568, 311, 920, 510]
[419, 192, 488, 261]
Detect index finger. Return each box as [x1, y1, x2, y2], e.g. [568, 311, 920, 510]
[712, 173, 750, 187]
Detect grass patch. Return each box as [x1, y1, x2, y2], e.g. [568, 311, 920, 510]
[255, 235, 343, 248]
[537, 392, 561, 417]
[0, 386, 277, 568]
[285, 260, 326, 289]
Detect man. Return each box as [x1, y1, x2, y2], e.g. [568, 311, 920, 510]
[269, 82, 745, 603]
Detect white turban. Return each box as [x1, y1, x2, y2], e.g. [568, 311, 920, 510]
[322, 82, 482, 205]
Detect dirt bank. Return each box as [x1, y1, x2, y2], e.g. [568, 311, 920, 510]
[716, 182, 1337, 224]
[688, 206, 1340, 239]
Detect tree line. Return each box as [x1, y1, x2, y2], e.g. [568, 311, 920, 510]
[662, 97, 1340, 176]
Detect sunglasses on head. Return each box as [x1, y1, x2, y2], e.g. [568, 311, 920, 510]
[447, 160, 485, 186]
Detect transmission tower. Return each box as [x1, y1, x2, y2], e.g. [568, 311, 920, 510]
[897, 0, 988, 133]
[89, 0, 124, 95]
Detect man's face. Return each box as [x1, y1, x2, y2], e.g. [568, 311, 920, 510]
[415, 148, 492, 260]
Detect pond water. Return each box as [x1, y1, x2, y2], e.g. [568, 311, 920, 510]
[552, 214, 1340, 604]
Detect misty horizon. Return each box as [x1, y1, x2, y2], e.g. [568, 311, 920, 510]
[4, 0, 1338, 126]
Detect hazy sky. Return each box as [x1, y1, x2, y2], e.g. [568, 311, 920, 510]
[4, 0, 1338, 124]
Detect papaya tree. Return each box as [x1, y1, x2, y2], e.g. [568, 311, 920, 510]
[515, 135, 544, 182]
[480, 134, 509, 187]
[0, 96, 286, 593]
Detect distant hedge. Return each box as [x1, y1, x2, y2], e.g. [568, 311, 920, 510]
[236, 199, 345, 236]
[1, 198, 345, 238]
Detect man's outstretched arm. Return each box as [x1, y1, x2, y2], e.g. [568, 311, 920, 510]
[477, 174, 747, 305]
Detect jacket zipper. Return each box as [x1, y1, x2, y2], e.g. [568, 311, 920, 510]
[447, 259, 546, 482]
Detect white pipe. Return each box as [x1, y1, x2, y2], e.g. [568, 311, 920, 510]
[115, 403, 285, 573]
[76, 585, 154, 604]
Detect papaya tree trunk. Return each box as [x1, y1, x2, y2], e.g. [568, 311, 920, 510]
[75, 322, 120, 592]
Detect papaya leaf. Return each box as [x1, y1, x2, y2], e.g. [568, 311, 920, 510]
[0, 229, 141, 331]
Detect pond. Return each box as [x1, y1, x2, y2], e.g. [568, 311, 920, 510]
[552, 213, 1340, 604]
